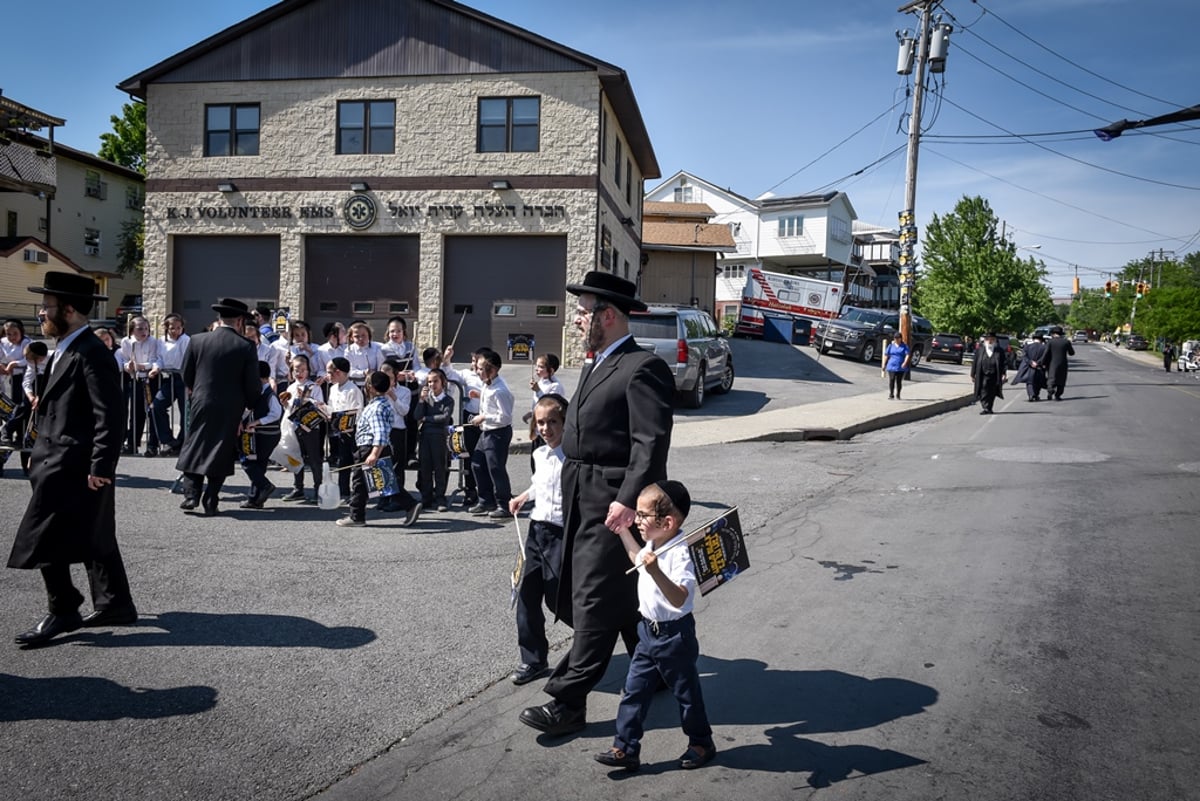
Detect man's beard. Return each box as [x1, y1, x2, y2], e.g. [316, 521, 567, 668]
[40, 308, 69, 338]
[584, 314, 605, 352]
[984, 344, 995, 356]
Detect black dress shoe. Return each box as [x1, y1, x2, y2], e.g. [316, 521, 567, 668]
[14, 612, 83, 645]
[81, 606, 138, 627]
[179, 497, 198, 510]
[201, 499, 220, 517]
[519, 703, 585, 736]
[594, 747, 640, 771]
[510, 663, 550, 685]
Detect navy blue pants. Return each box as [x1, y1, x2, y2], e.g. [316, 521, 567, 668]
[515, 519, 563, 666]
[612, 614, 713, 757]
[471, 426, 512, 508]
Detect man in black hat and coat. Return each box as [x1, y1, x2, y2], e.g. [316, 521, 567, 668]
[175, 298, 260, 516]
[971, 332, 1007, 414]
[9, 271, 137, 646]
[1045, 326, 1075, 401]
[520, 271, 674, 736]
[1015, 331, 1049, 401]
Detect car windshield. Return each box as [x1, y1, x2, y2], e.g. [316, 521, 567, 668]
[838, 308, 885, 323]
[628, 316, 678, 339]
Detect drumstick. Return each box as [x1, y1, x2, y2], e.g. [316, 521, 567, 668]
[449, 308, 469, 352]
[625, 536, 690, 574]
[330, 460, 368, 473]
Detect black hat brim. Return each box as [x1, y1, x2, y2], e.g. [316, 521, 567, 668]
[565, 282, 648, 313]
[27, 285, 108, 302]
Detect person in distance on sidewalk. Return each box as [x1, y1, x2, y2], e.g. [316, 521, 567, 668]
[881, 331, 911, 400]
[971, 332, 1007, 414]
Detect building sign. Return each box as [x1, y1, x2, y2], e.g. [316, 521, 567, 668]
[160, 201, 567, 224]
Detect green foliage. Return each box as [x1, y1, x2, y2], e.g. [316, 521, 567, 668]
[98, 102, 146, 175]
[1067, 288, 1112, 332]
[115, 218, 144, 276]
[1068, 251, 1200, 339]
[917, 195, 1055, 337]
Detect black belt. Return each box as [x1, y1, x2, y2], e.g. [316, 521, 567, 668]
[643, 613, 693, 636]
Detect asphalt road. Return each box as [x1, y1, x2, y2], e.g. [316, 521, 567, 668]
[1, 342, 1196, 800]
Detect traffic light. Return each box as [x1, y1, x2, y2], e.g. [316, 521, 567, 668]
[1136, 282, 1145, 299]
[1104, 281, 1113, 298]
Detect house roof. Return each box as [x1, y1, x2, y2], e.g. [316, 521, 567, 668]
[643, 201, 716, 220]
[642, 221, 736, 252]
[0, 94, 65, 131]
[0, 237, 111, 276]
[117, 0, 659, 178]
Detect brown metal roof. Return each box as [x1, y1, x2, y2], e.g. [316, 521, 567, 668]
[642, 221, 736, 251]
[643, 201, 716, 219]
[117, 0, 659, 178]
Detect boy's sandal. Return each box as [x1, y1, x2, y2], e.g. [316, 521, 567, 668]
[678, 744, 716, 769]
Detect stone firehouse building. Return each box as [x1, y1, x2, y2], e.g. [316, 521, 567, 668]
[120, 0, 658, 361]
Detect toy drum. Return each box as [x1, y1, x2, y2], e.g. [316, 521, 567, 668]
[448, 426, 472, 457]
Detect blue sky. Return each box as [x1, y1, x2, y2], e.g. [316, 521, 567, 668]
[4, 0, 1197, 295]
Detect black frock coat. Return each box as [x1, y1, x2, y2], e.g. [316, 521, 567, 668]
[9, 328, 125, 569]
[175, 325, 260, 478]
[971, 346, 1007, 399]
[556, 336, 674, 631]
[1045, 335, 1075, 389]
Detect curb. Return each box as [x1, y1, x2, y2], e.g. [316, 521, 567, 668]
[734, 393, 976, 443]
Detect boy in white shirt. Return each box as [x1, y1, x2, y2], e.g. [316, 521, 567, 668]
[506, 394, 567, 685]
[595, 480, 716, 773]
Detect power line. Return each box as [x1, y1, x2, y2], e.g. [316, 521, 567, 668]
[804, 145, 907, 195]
[924, 146, 1189, 242]
[938, 95, 1200, 191]
[970, 0, 1185, 109]
[759, 100, 905, 196]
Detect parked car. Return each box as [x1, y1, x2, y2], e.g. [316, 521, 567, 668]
[926, 333, 966, 364]
[813, 307, 933, 366]
[1073, 331, 1088, 343]
[1025, 325, 1053, 344]
[114, 293, 143, 334]
[628, 306, 734, 408]
[1126, 334, 1149, 350]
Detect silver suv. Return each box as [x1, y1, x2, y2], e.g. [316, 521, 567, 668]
[629, 306, 734, 408]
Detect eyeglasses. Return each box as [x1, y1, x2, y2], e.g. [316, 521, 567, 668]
[576, 302, 610, 318]
[38, 303, 58, 313]
[633, 510, 662, 522]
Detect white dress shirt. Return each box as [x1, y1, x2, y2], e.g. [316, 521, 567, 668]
[479, 374, 514, 430]
[635, 532, 698, 622]
[522, 443, 564, 526]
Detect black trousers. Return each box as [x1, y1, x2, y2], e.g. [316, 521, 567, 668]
[124, 374, 162, 451]
[384, 428, 417, 510]
[515, 520, 563, 666]
[182, 472, 226, 506]
[887, 370, 905, 397]
[41, 549, 134, 616]
[329, 431, 355, 497]
[348, 444, 390, 522]
[293, 423, 326, 490]
[470, 426, 512, 508]
[544, 616, 641, 713]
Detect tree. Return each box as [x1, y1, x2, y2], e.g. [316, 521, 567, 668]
[1067, 288, 1112, 333]
[917, 195, 1055, 337]
[98, 102, 146, 175]
[99, 102, 146, 275]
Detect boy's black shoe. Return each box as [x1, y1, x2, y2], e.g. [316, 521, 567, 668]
[282, 488, 307, 502]
[594, 747, 640, 772]
[510, 663, 550, 685]
[519, 703, 585, 736]
[678, 744, 717, 770]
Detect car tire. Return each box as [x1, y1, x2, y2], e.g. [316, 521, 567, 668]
[861, 341, 877, 364]
[684, 364, 706, 408]
[956, 354, 964, 365]
[713, 360, 734, 395]
[910, 348, 922, 368]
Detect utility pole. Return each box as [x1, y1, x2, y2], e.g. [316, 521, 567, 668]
[896, 0, 944, 347]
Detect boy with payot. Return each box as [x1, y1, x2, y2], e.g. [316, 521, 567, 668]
[595, 479, 716, 773]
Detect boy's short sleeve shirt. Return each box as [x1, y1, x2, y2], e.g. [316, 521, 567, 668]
[635, 532, 697, 622]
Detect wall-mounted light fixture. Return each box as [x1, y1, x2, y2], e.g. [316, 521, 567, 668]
[350, 181, 369, 192]
[217, 182, 236, 193]
[490, 179, 512, 191]
[619, 216, 634, 226]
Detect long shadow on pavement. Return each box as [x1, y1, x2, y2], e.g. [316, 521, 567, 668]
[0, 673, 217, 722]
[59, 611, 376, 649]
[730, 339, 850, 384]
[598, 655, 935, 785]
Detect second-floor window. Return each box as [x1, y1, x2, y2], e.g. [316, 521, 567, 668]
[830, 216, 851, 243]
[337, 100, 395, 154]
[84, 170, 107, 200]
[125, 186, 144, 210]
[614, 138, 622, 186]
[673, 184, 694, 203]
[625, 161, 632, 205]
[205, 104, 260, 157]
[478, 97, 540, 153]
[778, 215, 804, 238]
[84, 228, 101, 256]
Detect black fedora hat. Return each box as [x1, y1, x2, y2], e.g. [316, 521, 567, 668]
[566, 271, 647, 313]
[212, 297, 251, 317]
[28, 271, 107, 301]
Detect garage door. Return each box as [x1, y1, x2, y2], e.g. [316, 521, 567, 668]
[304, 235, 420, 342]
[172, 235, 281, 333]
[443, 235, 566, 364]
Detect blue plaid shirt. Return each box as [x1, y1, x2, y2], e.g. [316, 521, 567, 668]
[355, 396, 393, 448]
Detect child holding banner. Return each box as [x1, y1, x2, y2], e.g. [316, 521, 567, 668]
[595, 479, 716, 773]
[336, 370, 394, 528]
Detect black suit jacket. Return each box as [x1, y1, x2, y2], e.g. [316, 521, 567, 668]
[175, 324, 260, 478]
[9, 326, 125, 569]
[556, 335, 674, 629]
